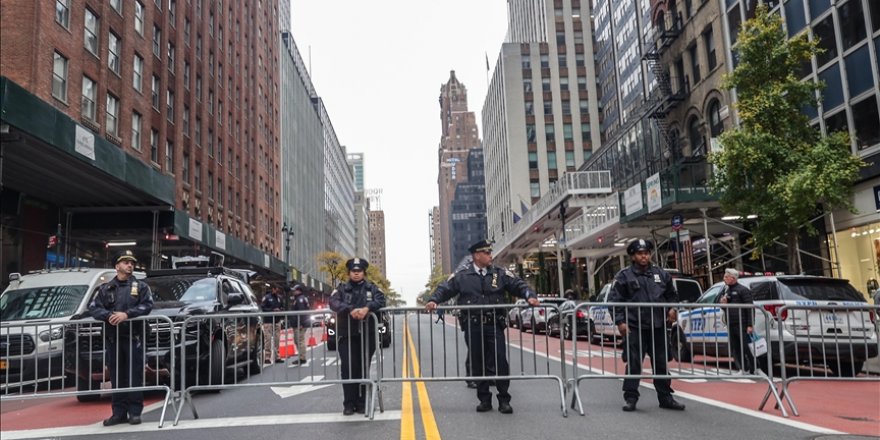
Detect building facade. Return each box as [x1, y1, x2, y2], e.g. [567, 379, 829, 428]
[429, 206, 441, 270]
[317, 100, 356, 257]
[0, 0, 288, 281]
[450, 148, 488, 267]
[368, 209, 387, 278]
[348, 153, 371, 260]
[482, 0, 603, 243]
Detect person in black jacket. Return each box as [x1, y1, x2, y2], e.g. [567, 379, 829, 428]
[425, 239, 539, 414]
[261, 286, 284, 364]
[89, 250, 154, 426]
[720, 268, 755, 374]
[288, 284, 310, 365]
[612, 239, 685, 412]
[329, 258, 386, 415]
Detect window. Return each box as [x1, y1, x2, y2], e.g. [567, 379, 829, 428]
[523, 79, 532, 93]
[134, 1, 145, 35]
[525, 102, 534, 115]
[184, 19, 191, 45]
[169, 0, 176, 25]
[563, 123, 573, 141]
[565, 151, 575, 168]
[108, 32, 121, 74]
[184, 62, 190, 89]
[182, 152, 190, 182]
[545, 124, 555, 142]
[151, 75, 160, 109]
[55, 0, 69, 28]
[528, 152, 538, 169]
[165, 140, 174, 172]
[166, 90, 174, 121]
[183, 105, 190, 135]
[575, 54, 585, 67]
[208, 171, 214, 199]
[707, 100, 723, 137]
[195, 116, 201, 144]
[522, 56, 531, 69]
[526, 124, 536, 143]
[542, 78, 551, 91]
[540, 54, 549, 68]
[133, 55, 144, 92]
[195, 162, 201, 189]
[131, 112, 142, 150]
[547, 151, 557, 169]
[106, 94, 120, 137]
[838, 0, 866, 51]
[688, 44, 700, 84]
[84, 9, 99, 55]
[581, 122, 591, 138]
[530, 181, 540, 198]
[150, 129, 159, 163]
[562, 100, 571, 115]
[168, 43, 175, 73]
[688, 116, 705, 155]
[560, 77, 569, 91]
[81, 76, 96, 121]
[703, 27, 716, 71]
[852, 96, 879, 150]
[153, 25, 162, 56]
[110, 0, 122, 13]
[52, 52, 68, 101]
[544, 101, 553, 115]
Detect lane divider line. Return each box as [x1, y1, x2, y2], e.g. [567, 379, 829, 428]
[405, 319, 441, 440]
[400, 321, 415, 440]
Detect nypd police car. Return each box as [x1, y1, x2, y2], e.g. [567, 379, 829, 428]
[674, 275, 878, 376]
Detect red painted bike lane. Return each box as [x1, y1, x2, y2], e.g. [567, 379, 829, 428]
[0, 393, 166, 431]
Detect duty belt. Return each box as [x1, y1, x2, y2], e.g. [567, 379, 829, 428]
[468, 313, 503, 325]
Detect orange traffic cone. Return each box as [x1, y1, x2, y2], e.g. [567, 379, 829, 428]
[278, 329, 297, 359]
[307, 333, 317, 347]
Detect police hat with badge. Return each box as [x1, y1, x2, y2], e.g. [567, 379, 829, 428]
[114, 249, 138, 264]
[346, 257, 369, 272]
[626, 239, 654, 256]
[467, 239, 493, 254]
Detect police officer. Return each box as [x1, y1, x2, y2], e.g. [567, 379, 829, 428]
[612, 239, 685, 412]
[329, 258, 386, 415]
[720, 268, 755, 374]
[261, 286, 285, 364]
[288, 284, 310, 365]
[89, 250, 154, 426]
[425, 239, 539, 414]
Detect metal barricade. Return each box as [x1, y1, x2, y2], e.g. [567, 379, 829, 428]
[1, 315, 177, 427]
[567, 302, 787, 417]
[378, 305, 569, 417]
[171, 310, 381, 424]
[775, 304, 880, 416]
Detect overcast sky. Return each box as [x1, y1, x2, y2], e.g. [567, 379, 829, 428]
[291, 1, 509, 305]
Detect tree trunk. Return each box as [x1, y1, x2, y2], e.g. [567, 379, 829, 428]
[787, 232, 801, 275]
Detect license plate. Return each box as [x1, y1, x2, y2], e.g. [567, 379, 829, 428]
[0, 360, 6, 370]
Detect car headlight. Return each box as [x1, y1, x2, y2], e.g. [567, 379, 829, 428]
[39, 327, 64, 342]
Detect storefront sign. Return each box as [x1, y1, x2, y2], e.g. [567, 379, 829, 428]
[646, 173, 662, 213]
[215, 231, 226, 250]
[188, 218, 203, 242]
[624, 183, 643, 216]
[74, 125, 96, 160]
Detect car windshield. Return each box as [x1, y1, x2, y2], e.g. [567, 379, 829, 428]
[145, 277, 217, 304]
[777, 279, 865, 302]
[0, 285, 88, 321]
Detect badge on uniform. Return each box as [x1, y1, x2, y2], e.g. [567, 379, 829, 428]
[131, 283, 139, 297]
[653, 274, 661, 284]
[491, 273, 498, 288]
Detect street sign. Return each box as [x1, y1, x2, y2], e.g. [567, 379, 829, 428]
[671, 214, 684, 231]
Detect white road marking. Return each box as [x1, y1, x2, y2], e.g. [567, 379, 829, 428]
[0, 411, 403, 440]
[270, 375, 334, 398]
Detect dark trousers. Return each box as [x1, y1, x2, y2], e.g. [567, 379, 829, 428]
[465, 322, 509, 404]
[338, 332, 376, 410]
[622, 326, 673, 402]
[728, 325, 754, 373]
[107, 337, 145, 417]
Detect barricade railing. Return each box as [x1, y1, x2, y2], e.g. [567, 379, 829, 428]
[775, 304, 880, 416]
[171, 310, 382, 424]
[566, 302, 787, 416]
[378, 305, 569, 417]
[0, 315, 177, 427]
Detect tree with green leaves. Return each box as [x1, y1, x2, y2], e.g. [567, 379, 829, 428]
[417, 265, 449, 305]
[711, 4, 863, 273]
[317, 251, 347, 287]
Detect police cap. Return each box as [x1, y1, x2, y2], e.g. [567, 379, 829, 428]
[290, 284, 304, 293]
[626, 239, 654, 256]
[114, 249, 138, 264]
[468, 239, 493, 254]
[346, 257, 369, 271]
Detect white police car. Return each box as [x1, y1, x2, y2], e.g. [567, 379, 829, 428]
[674, 275, 878, 376]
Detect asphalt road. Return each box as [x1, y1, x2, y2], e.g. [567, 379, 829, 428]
[1, 313, 876, 440]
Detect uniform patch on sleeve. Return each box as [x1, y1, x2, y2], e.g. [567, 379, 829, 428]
[504, 269, 515, 278]
[447, 274, 455, 281]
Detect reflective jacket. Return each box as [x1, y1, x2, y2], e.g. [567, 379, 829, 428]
[611, 264, 676, 329]
[329, 280, 386, 337]
[89, 276, 154, 340]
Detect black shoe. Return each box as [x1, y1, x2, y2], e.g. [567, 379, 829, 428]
[129, 416, 142, 425]
[343, 407, 355, 416]
[275, 358, 285, 363]
[355, 406, 365, 414]
[103, 415, 128, 426]
[498, 402, 513, 414]
[466, 381, 477, 389]
[476, 402, 492, 412]
[659, 399, 686, 411]
[622, 400, 637, 412]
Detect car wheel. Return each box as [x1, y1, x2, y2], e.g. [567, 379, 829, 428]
[249, 332, 264, 375]
[514, 316, 522, 329]
[830, 361, 864, 377]
[200, 338, 226, 385]
[75, 378, 101, 402]
[563, 322, 573, 340]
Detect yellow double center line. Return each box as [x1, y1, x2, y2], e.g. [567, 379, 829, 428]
[400, 320, 441, 440]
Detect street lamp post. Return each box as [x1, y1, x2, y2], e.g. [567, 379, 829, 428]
[281, 223, 294, 285]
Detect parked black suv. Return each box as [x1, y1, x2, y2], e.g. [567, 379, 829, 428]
[65, 267, 265, 391]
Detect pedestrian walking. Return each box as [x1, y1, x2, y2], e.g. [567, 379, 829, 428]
[612, 239, 686, 412]
[288, 284, 310, 365]
[261, 286, 285, 364]
[720, 268, 755, 374]
[425, 239, 539, 414]
[89, 250, 154, 426]
[329, 257, 386, 415]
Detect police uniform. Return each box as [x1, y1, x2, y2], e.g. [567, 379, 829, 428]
[88, 250, 154, 424]
[329, 258, 386, 414]
[723, 280, 755, 374]
[611, 239, 683, 411]
[289, 285, 311, 364]
[260, 288, 285, 364]
[428, 240, 537, 413]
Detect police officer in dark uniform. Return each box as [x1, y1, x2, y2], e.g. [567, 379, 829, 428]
[89, 250, 154, 426]
[425, 239, 539, 414]
[720, 268, 755, 374]
[329, 258, 386, 415]
[612, 239, 685, 412]
[288, 284, 311, 365]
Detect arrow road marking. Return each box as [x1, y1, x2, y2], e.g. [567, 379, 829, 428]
[270, 375, 334, 399]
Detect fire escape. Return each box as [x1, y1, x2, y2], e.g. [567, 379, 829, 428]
[641, 11, 686, 162]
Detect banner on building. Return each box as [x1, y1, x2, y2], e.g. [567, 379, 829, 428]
[624, 183, 643, 216]
[646, 173, 662, 213]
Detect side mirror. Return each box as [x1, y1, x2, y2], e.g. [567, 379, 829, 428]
[227, 292, 244, 307]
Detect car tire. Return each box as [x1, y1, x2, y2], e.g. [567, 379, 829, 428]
[200, 338, 226, 385]
[75, 379, 101, 402]
[249, 332, 264, 375]
[830, 361, 864, 377]
[563, 322, 573, 340]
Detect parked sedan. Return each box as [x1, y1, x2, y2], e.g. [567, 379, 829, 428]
[546, 300, 593, 339]
[520, 298, 567, 334]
